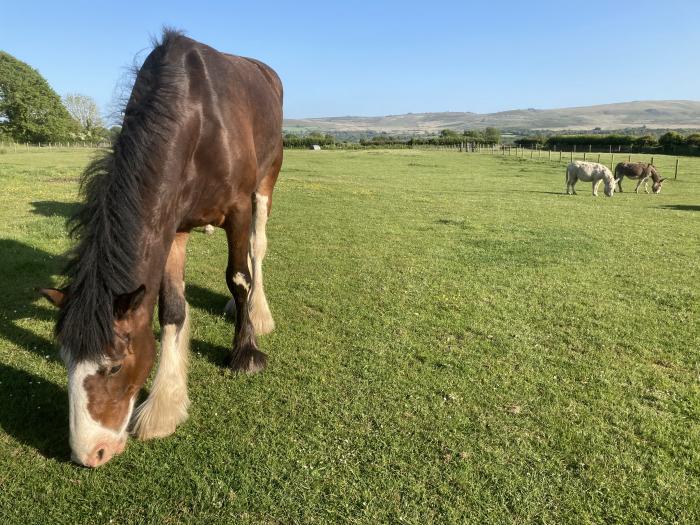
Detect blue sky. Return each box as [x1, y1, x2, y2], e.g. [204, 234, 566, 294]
[3, 1, 699, 120]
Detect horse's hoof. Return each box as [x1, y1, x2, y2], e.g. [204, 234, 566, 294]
[131, 395, 189, 441]
[227, 345, 267, 373]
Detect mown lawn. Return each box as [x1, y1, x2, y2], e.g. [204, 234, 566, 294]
[0, 148, 698, 524]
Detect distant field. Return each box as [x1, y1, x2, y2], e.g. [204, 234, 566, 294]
[0, 148, 698, 524]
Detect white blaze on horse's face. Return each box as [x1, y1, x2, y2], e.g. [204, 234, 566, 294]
[67, 357, 134, 467]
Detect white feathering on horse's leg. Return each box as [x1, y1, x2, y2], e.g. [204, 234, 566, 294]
[248, 193, 275, 335]
[132, 305, 190, 440]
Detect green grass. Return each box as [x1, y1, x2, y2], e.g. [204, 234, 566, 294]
[0, 148, 699, 524]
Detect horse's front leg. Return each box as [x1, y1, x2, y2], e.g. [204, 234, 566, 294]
[592, 179, 602, 197]
[132, 232, 191, 440]
[635, 178, 643, 194]
[224, 201, 266, 373]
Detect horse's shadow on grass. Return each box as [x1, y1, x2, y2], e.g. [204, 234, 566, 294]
[659, 204, 700, 212]
[30, 200, 80, 219]
[187, 283, 230, 316]
[0, 239, 70, 458]
[0, 364, 70, 460]
[0, 239, 65, 363]
[187, 283, 235, 366]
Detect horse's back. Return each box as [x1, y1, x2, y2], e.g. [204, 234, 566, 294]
[615, 162, 650, 179]
[157, 35, 283, 229]
[568, 161, 610, 181]
[165, 36, 282, 167]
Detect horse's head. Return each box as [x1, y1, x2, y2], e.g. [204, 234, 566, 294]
[603, 174, 615, 197]
[652, 177, 667, 194]
[39, 285, 155, 467]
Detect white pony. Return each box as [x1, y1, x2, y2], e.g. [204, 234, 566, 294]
[565, 161, 616, 197]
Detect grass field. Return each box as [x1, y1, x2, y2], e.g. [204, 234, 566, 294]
[0, 148, 699, 524]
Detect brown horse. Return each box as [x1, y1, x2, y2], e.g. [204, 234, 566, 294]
[614, 162, 667, 194]
[38, 31, 283, 467]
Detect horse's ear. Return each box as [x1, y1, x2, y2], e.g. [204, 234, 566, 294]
[38, 288, 67, 308]
[114, 285, 146, 319]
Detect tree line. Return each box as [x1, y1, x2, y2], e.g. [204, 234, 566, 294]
[514, 131, 700, 152]
[0, 51, 115, 144]
[284, 127, 502, 148]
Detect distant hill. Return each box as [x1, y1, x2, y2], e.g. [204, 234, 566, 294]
[284, 100, 700, 134]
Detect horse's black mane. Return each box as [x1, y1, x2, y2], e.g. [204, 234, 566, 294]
[57, 29, 186, 362]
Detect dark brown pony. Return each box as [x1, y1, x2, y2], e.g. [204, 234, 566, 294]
[39, 31, 283, 467]
[614, 162, 667, 194]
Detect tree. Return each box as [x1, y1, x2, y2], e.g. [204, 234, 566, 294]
[634, 135, 657, 147]
[440, 129, 460, 138]
[0, 51, 77, 142]
[685, 133, 700, 147]
[514, 135, 544, 148]
[63, 93, 103, 130]
[483, 127, 501, 145]
[658, 131, 685, 148]
[463, 129, 484, 143]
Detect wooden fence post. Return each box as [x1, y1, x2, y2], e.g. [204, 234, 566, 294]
[583, 152, 587, 161]
[597, 153, 601, 163]
[674, 158, 679, 180]
[559, 151, 562, 162]
[570, 151, 573, 162]
[611, 153, 614, 171]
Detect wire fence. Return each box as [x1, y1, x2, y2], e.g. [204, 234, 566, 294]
[1, 140, 690, 181]
[456, 144, 687, 180]
[0, 141, 110, 152]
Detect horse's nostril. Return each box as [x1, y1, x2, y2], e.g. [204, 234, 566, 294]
[96, 448, 105, 461]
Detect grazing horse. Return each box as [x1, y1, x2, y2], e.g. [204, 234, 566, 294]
[614, 162, 667, 194]
[38, 31, 283, 467]
[565, 161, 615, 197]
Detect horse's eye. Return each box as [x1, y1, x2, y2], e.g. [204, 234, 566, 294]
[108, 365, 122, 375]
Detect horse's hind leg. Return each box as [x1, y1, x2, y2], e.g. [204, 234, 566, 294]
[225, 179, 278, 336]
[133, 232, 190, 440]
[224, 200, 266, 373]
